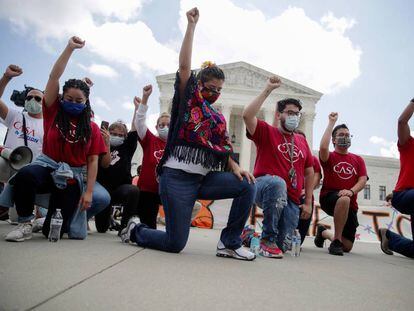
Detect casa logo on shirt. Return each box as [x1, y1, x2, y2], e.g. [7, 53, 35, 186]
[13, 121, 40, 143]
[333, 161, 357, 180]
[153, 149, 164, 163]
[277, 143, 304, 163]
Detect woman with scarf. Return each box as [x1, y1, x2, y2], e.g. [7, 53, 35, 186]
[121, 8, 257, 261]
[5, 36, 106, 242]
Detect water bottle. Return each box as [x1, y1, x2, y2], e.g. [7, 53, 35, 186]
[250, 233, 261, 255]
[291, 229, 301, 257]
[48, 209, 63, 242]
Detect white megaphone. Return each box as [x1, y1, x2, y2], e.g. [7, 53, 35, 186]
[0, 145, 33, 183]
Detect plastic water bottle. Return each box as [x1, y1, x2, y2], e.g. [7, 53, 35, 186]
[250, 233, 260, 255]
[291, 229, 301, 257]
[48, 209, 63, 242]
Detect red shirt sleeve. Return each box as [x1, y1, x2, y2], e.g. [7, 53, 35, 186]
[139, 129, 154, 148]
[87, 122, 107, 156]
[313, 156, 322, 174]
[246, 119, 268, 145]
[357, 155, 368, 178]
[303, 138, 313, 169]
[398, 136, 414, 150]
[42, 97, 59, 123]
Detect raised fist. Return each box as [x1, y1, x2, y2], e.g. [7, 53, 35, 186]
[186, 7, 199, 24]
[142, 84, 153, 98]
[267, 76, 282, 90]
[4, 64, 23, 78]
[329, 112, 338, 122]
[68, 36, 85, 50]
[133, 96, 142, 108]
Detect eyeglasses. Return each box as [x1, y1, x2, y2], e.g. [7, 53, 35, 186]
[26, 95, 42, 102]
[336, 134, 353, 138]
[282, 110, 301, 117]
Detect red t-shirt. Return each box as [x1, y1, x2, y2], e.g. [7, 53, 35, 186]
[395, 136, 414, 192]
[313, 156, 322, 176]
[320, 151, 367, 210]
[137, 129, 166, 193]
[42, 98, 106, 167]
[248, 120, 313, 204]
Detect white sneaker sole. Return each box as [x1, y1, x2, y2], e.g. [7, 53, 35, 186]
[258, 249, 283, 259]
[216, 248, 256, 261]
[5, 234, 32, 242]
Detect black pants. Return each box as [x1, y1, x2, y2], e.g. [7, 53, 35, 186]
[42, 183, 80, 238]
[11, 164, 80, 236]
[297, 196, 314, 245]
[95, 184, 140, 233]
[136, 190, 161, 230]
[320, 191, 359, 243]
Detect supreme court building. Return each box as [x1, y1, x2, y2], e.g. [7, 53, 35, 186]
[134, 61, 400, 209]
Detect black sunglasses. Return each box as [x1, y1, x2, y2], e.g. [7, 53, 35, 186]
[26, 95, 42, 102]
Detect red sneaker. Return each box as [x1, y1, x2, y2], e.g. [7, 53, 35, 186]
[259, 239, 283, 258]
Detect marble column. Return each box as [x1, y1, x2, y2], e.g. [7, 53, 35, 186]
[220, 105, 232, 129]
[239, 121, 252, 170]
[160, 98, 170, 114]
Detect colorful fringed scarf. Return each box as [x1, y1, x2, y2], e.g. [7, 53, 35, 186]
[157, 72, 233, 174]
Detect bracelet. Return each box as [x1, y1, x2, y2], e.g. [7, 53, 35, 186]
[350, 189, 355, 196]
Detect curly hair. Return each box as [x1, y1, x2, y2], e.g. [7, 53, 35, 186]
[55, 79, 92, 143]
[196, 61, 225, 83]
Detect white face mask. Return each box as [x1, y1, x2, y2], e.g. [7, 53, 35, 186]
[284, 115, 300, 132]
[157, 126, 169, 140]
[110, 135, 124, 147]
[24, 98, 42, 115]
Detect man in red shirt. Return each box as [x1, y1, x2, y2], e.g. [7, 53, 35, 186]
[242, 76, 314, 258]
[314, 112, 367, 255]
[379, 99, 414, 259]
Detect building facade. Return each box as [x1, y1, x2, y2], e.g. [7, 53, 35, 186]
[133, 61, 400, 208]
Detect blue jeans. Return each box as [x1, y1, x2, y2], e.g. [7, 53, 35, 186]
[388, 189, 414, 258]
[132, 167, 256, 253]
[87, 182, 111, 220]
[255, 175, 299, 250]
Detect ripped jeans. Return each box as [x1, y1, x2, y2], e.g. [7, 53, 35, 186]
[255, 175, 300, 250]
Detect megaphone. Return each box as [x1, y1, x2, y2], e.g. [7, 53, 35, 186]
[0, 146, 33, 183]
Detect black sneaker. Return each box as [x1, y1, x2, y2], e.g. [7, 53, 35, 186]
[378, 228, 393, 255]
[328, 239, 344, 256]
[314, 225, 327, 248]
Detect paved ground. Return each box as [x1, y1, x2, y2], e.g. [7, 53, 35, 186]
[0, 221, 413, 311]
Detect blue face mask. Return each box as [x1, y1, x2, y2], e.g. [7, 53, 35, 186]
[61, 100, 86, 116]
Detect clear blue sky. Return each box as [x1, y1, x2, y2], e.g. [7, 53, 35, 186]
[0, 0, 413, 158]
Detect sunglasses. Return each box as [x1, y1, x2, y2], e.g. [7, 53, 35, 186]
[26, 95, 42, 102]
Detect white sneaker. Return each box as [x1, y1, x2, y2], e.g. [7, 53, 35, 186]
[5, 223, 33, 242]
[32, 217, 45, 233]
[120, 217, 140, 243]
[216, 240, 256, 261]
